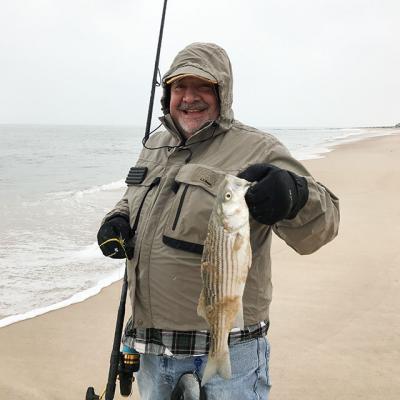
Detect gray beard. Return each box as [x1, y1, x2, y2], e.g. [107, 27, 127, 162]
[175, 119, 214, 139]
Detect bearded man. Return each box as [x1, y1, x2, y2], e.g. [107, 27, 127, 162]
[97, 42, 340, 400]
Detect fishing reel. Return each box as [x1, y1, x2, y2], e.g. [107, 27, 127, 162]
[85, 351, 140, 400]
[119, 351, 140, 396]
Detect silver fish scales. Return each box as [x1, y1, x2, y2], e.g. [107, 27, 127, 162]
[197, 174, 252, 385]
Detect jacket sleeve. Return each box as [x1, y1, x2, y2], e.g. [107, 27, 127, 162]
[267, 139, 340, 255]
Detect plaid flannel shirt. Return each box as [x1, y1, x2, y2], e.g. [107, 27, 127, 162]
[122, 318, 269, 357]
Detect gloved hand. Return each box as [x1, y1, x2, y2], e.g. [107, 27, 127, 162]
[238, 163, 309, 225]
[97, 215, 134, 259]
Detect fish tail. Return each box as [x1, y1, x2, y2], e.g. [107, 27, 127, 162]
[201, 349, 231, 386]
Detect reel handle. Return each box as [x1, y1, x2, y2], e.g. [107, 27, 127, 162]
[85, 387, 100, 400]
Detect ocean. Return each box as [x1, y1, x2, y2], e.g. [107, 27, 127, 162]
[0, 124, 398, 327]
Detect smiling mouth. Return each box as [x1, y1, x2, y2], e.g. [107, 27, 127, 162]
[182, 109, 206, 115]
[178, 101, 208, 114]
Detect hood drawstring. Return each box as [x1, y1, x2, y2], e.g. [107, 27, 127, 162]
[142, 123, 218, 154]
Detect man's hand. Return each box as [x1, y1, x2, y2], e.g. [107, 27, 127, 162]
[238, 164, 309, 225]
[97, 216, 134, 259]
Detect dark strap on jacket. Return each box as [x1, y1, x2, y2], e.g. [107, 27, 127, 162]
[162, 236, 204, 255]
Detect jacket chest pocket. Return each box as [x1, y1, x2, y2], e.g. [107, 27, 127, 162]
[127, 168, 162, 240]
[162, 164, 226, 255]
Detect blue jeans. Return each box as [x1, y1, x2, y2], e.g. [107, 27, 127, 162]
[136, 336, 271, 400]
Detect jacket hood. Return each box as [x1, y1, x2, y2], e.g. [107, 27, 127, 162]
[161, 42, 234, 132]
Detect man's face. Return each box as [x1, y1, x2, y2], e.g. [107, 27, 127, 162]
[169, 76, 219, 139]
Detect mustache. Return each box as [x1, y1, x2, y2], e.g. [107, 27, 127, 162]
[177, 101, 208, 111]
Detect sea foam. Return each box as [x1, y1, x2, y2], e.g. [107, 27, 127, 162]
[0, 266, 124, 328]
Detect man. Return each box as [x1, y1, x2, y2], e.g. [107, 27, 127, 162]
[97, 42, 340, 399]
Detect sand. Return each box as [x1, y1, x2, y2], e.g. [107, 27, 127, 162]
[1, 133, 400, 399]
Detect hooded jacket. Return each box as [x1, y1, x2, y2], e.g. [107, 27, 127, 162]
[103, 42, 340, 330]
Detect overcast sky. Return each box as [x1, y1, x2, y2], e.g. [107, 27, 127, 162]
[1, 0, 399, 127]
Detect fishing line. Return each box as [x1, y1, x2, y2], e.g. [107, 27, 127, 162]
[98, 238, 129, 259]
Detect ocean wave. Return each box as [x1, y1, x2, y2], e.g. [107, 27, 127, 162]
[47, 179, 125, 200]
[295, 128, 399, 160]
[42, 241, 106, 268]
[0, 266, 125, 328]
[293, 147, 332, 161]
[327, 128, 398, 147]
[0, 237, 106, 270]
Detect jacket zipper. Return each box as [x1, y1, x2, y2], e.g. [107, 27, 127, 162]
[172, 184, 189, 231]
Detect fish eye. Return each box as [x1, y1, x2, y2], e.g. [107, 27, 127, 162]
[224, 191, 232, 201]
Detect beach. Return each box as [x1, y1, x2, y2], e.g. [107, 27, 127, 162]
[1, 133, 400, 399]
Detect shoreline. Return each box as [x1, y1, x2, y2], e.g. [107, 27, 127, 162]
[292, 126, 400, 160]
[1, 133, 400, 399]
[2, 128, 399, 329]
[0, 266, 124, 328]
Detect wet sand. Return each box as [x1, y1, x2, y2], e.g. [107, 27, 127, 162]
[1, 133, 399, 399]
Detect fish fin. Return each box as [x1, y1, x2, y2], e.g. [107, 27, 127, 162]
[232, 304, 244, 330]
[197, 290, 207, 321]
[201, 351, 231, 386]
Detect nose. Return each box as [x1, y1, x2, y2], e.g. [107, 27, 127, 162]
[182, 86, 199, 103]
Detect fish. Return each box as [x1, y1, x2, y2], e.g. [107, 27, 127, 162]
[197, 174, 252, 385]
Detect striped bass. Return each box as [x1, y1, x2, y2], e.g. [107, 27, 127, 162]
[197, 174, 252, 385]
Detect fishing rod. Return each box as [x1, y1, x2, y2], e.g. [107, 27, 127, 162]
[85, 1, 168, 399]
[86, 267, 133, 400]
[143, 0, 169, 146]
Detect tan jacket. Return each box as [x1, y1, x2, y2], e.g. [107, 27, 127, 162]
[104, 43, 340, 330]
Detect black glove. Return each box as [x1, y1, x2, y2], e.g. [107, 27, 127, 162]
[238, 164, 309, 225]
[97, 215, 134, 259]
